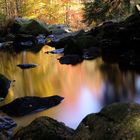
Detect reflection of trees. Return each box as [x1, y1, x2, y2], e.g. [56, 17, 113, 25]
[99, 63, 136, 106]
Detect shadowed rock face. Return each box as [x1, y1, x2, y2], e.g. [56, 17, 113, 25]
[0, 95, 64, 116]
[0, 116, 17, 140]
[72, 103, 140, 140]
[0, 74, 11, 100]
[13, 116, 74, 140]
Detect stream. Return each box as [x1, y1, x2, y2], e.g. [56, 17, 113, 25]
[0, 45, 140, 130]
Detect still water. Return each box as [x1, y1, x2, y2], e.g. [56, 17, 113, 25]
[0, 45, 140, 130]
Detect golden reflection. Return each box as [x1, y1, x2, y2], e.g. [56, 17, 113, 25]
[0, 46, 139, 130]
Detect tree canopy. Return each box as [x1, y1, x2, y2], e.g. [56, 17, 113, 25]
[83, 0, 139, 25]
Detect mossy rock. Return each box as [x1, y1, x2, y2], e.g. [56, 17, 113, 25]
[10, 18, 50, 36]
[13, 116, 74, 140]
[73, 103, 140, 140]
[19, 19, 50, 35]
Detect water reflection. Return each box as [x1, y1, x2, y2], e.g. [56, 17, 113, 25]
[0, 46, 140, 130]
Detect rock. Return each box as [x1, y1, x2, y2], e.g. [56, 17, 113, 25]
[0, 74, 11, 101]
[10, 18, 50, 36]
[48, 24, 71, 35]
[17, 63, 38, 69]
[47, 30, 85, 49]
[58, 55, 83, 65]
[47, 13, 140, 66]
[0, 41, 13, 50]
[9, 18, 29, 34]
[13, 34, 36, 51]
[62, 35, 99, 59]
[83, 47, 101, 60]
[0, 95, 64, 116]
[73, 103, 140, 140]
[36, 34, 47, 45]
[0, 116, 17, 140]
[13, 34, 47, 52]
[13, 116, 74, 140]
[46, 48, 64, 54]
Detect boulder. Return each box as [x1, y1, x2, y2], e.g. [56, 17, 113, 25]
[58, 55, 83, 65]
[17, 63, 38, 69]
[0, 95, 64, 116]
[0, 74, 11, 101]
[13, 34, 47, 52]
[10, 18, 50, 36]
[48, 24, 71, 35]
[13, 34, 36, 49]
[83, 47, 101, 60]
[73, 103, 140, 140]
[0, 116, 16, 140]
[13, 116, 74, 140]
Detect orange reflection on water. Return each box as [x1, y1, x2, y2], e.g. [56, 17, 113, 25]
[0, 46, 138, 131]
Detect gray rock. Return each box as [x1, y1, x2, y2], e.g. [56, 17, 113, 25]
[0, 74, 11, 101]
[17, 63, 38, 69]
[13, 116, 74, 140]
[83, 47, 101, 60]
[0, 116, 17, 140]
[0, 95, 64, 116]
[48, 24, 71, 35]
[73, 103, 140, 140]
[10, 18, 50, 36]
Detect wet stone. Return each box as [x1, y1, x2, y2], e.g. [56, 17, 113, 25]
[0, 74, 11, 101]
[17, 63, 38, 69]
[0, 95, 64, 116]
[58, 55, 83, 65]
[0, 116, 17, 140]
[13, 116, 74, 140]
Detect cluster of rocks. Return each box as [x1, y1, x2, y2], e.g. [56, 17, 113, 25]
[46, 12, 140, 71]
[0, 18, 70, 52]
[12, 103, 140, 140]
[1, 11, 140, 70]
[1, 102, 140, 140]
[0, 74, 64, 139]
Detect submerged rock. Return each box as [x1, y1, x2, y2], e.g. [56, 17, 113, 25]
[58, 55, 83, 65]
[17, 63, 38, 69]
[13, 116, 74, 140]
[0, 95, 64, 116]
[0, 74, 11, 101]
[46, 48, 64, 54]
[0, 116, 16, 140]
[83, 47, 101, 60]
[73, 103, 140, 140]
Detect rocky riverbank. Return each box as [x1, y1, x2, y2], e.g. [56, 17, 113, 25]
[1, 11, 140, 71]
[12, 103, 140, 140]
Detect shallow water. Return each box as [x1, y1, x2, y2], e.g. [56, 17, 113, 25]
[0, 45, 140, 130]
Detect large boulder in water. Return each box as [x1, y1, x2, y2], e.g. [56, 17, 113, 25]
[13, 116, 74, 140]
[10, 18, 50, 36]
[0, 74, 11, 101]
[0, 95, 64, 116]
[72, 103, 140, 140]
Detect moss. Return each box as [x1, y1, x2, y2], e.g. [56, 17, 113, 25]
[74, 103, 140, 140]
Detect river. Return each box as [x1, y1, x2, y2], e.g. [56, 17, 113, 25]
[0, 45, 140, 130]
